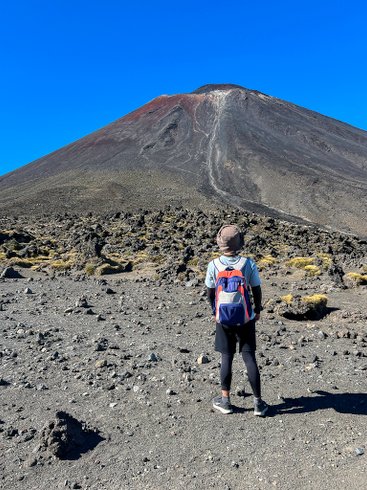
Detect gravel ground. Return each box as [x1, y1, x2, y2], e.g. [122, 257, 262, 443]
[1, 268, 366, 490]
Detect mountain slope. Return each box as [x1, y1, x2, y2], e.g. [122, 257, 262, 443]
[1, 84, 366, 235]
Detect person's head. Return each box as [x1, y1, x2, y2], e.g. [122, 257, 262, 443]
[216, 224, 244, 256]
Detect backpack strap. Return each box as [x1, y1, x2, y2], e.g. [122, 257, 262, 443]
[236, 257, 247, 270]
[213, 258, 226, 272]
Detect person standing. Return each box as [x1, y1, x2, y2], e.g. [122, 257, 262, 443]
[205, 224, 268, 416]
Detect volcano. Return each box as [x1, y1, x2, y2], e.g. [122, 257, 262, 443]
[1, 84, 366, 235]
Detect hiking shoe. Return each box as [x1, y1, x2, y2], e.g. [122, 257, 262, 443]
[212, 396, 233, 414]
[254, 399, 269, 416]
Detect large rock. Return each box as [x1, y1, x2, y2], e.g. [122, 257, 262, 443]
[277, 294, 329, 321]
[1, 267, 23, 278]
[36, 411, 103, 460]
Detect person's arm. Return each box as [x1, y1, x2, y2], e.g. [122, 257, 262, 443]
[252, 285, 262, 320]
[207, 287, 216, 316]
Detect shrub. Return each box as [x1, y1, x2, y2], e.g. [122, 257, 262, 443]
[345, 272, 367, 286]
[317, 253, 332, 270]
[281, 294, 293, 304]
[301, 294, 328, 307]
[286, 257, 315, 269]
[50, 259, 74, 270]
[258, 255, 277, 268]
[187, 257, 199, 267]
[85, 263, 97, 276]
[304, 265, 321, 276]
[96, 261, 132, 275]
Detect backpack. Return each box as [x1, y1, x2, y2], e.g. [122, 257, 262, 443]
[214, 257, 253, 326]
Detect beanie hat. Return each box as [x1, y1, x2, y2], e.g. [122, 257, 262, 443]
[216, 224, 243, 254]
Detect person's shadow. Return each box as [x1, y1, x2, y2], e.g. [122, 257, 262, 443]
[272, 390, 367, 416]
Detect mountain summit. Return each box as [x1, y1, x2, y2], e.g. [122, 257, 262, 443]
[1, 84, 366, 235]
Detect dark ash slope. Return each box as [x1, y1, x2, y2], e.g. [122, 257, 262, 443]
[1, 84, 366, 235]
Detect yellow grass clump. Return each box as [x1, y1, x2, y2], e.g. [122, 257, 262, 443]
[187, 257, 199, 267]
[286, 257, 315, 269]
[345, 272, 367, 285]
[258, 255, 277, 268]
[301, 294, 328, 306]
[281, 294, 293, 304]
[304, 265, 321, 276]
[317, 253, 332, 270]
[85, 263, 97, 276]
[50, 259, 74, 270]
[8, 256, 51, 268]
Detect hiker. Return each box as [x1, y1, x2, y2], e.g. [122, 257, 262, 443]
[205, 224, 268, 416]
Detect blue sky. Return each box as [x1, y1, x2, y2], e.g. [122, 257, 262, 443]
[1, 0, 366, 176]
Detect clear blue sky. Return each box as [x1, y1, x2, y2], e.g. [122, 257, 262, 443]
[1, 0, 366, 176]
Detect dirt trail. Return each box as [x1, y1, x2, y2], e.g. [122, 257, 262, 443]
[1, 268, 366, 490]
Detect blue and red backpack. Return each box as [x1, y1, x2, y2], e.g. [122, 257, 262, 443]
[214, 257, 253, 326]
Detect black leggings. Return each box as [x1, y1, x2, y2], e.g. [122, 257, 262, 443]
[220, 351, 261, 398]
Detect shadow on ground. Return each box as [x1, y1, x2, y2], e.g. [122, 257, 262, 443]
[273, 390, 367, 416]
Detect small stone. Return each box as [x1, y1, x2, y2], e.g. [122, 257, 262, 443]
[85, 308, 95, 315]
[109, 402, 118, 408]
[24, 287, 33, 294]
[166, 388, 175, 395]
[197, 354, 210, 365]
[75, 297, 89, 308]
[95, 359, 107, 368]
[355, 447, 365, 456]
[36, 383, 48, 391]
[27, 457, 38, 467]
[95, 338, 108, 351]
[148, 352, 158, 362]
[5, 427, 18, 438]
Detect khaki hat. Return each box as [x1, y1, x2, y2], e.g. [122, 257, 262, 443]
[216, 224, 243, 254]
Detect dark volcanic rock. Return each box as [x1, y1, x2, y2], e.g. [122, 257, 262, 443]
[1, 267, 24, 278]
[277, 295, 329, 321]
[36, 411, 103, 460]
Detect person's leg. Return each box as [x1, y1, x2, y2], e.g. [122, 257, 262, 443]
[220, 352, 234, 397]
[213, 324, 236, 414]
[241, 350, 261, 398]
[242, 350, 268, 416]
[213, 351, 234, 414]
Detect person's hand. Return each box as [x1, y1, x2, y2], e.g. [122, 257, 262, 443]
[255, 313, 261, 322]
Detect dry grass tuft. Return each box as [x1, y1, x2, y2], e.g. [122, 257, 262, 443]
[345, 272, 367, 286]
[286, 257, 315, 269]
[304, 265, 321, 276]
[85, 263, 97, 276]
[281, 294, 293, 304]
[301, 294, 328, 306]
[258, 255, 277, 268]
[317, 253, 332, 270]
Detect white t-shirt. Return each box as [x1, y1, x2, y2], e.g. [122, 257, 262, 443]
[205, 255, 261, 289]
